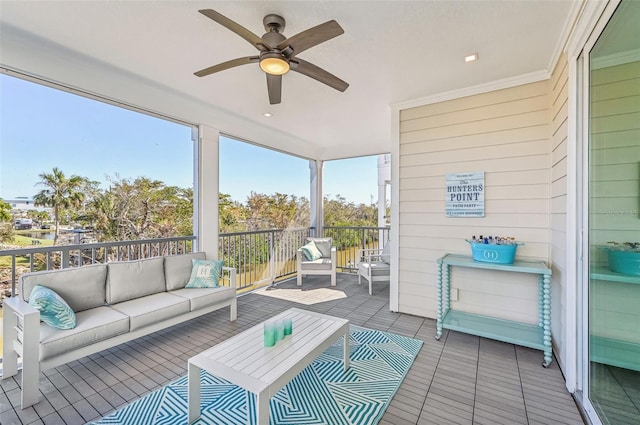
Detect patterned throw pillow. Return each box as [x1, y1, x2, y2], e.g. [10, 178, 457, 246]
[185, 259, 224, 288]
[301, 240, 323, 261]
[28, 285, 77, 330]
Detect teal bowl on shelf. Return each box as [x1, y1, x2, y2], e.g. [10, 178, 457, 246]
[466, 240, 521, 264]
[607, 250, 640, 276]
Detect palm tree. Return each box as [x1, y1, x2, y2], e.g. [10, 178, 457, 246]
[33, 167, 86, 244]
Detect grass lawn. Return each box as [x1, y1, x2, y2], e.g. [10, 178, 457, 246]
[0, 235, 54, 267]
[12, 234, 54, 247]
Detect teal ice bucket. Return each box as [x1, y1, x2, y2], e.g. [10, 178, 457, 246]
[467, 240, 519, 264]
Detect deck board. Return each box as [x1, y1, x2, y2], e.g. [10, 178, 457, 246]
[0, 273, 585, 424]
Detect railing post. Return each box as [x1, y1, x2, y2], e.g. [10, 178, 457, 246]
[11, 256, 16, 297]
[269, 230, 275, 286]
[62, 248, 70, 269]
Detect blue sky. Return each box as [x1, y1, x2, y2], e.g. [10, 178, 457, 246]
[0, 74, 380, 205]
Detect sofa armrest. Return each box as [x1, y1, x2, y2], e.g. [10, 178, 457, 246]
[2, 296, 41, 407]
[221, 266, 237, 290]
[330, 246, 337, 266]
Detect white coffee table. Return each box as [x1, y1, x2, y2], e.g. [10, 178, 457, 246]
[187, 308, 350, 424]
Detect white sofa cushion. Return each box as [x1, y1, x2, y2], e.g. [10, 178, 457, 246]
[39, 306, 129, 361]
[110, 292, 189, 331]
[106, 257, 166, 304]
[164, 252, 206, 291]
[20, 264, 107, 312]
[170, 286, 236, 311]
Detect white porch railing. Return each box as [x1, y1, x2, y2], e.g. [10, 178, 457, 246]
[0, 227, 390, 297]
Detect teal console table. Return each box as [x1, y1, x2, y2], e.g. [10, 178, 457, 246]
[436, 254, 553, 367]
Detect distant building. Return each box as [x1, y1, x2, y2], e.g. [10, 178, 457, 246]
[4, 196, 51, 213]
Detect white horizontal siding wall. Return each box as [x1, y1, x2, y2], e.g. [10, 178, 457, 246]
[398, 81, 551, 321]
[550, 53, 569, 372]
[589, 60, 640, 344]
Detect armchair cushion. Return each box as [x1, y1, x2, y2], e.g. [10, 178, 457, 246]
[299, 258, 334, 270]
[307, 238, 333, 258]
[300, 240, 323, 261]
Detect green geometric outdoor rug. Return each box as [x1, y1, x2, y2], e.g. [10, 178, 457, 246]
[91, 325, 423, 425]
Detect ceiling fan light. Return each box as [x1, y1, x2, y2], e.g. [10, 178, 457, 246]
[260, 57, 290, 75]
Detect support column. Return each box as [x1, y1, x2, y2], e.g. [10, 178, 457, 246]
[195, 125, 219, 258]
[309, 160, 324, 237]
[377, 154, 391, 234]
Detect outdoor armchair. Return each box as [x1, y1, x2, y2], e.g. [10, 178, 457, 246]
[296, 237, 337, 287]
[357, 241, 391, 295]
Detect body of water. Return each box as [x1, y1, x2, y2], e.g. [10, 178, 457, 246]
[21, 231, 55, 241]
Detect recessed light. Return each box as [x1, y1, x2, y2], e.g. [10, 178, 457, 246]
[465, 53, 479, 63]
[263, 112, 272, 117]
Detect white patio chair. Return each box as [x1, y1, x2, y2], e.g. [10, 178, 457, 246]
[357, 241, 391, 295]
[297, 237, 337, 287]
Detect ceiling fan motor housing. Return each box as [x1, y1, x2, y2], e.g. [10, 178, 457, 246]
[262, 31, 287, 51]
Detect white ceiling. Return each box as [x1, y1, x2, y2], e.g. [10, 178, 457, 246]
[0, 1, 577, 160]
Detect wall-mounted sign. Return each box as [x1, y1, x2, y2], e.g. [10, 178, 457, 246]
[445, 171, 485, 217]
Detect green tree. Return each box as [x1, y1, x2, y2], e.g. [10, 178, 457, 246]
[26, 209, 51, 227]
[33, 167, 87, 244]
[245, 192, 308, 230]
[324, 194, 377, 227]
[89, 175, 193, 241]
[0, 198, 14, 243]
[219, 193, 246, 232]
[69, 178, 101, 227]
[0, 198, 12, 222]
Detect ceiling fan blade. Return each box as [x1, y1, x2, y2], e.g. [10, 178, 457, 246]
[199, 9, 267, 52]
[277, 20, 344, 56]
[266, 74, 282, 105]
[290, 58, 349, 92]
[194, 56, 259, 77]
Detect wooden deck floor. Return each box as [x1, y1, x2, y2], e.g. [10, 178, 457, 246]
[0, 273, 585, 424]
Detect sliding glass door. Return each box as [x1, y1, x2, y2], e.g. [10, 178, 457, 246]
[585, 1, 640, 423]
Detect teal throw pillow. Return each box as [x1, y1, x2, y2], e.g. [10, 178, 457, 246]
[185, 259, 224, 288]
[28, 285, 77, 330]
[301, 240, 323, 261]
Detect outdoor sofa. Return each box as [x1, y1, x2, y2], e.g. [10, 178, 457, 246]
[2, 252, 237, 409]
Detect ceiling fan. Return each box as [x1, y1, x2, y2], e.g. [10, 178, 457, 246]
[194, 9, 349, 105]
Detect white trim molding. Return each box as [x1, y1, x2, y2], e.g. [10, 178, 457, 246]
[391, 70, 549, 110]
[591, 47, 640, 69]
